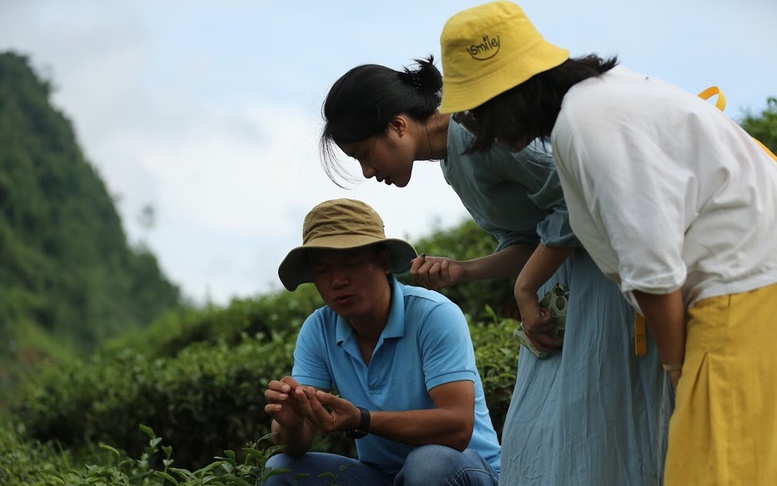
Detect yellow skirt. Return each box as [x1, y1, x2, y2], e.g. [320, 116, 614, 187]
[665, 284, 777, 486]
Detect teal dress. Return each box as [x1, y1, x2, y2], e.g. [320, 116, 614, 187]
[443, 119, 672, 485]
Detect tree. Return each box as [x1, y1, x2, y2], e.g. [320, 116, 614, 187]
[740, 97, 777, 155]
[0, 51, 182, 411]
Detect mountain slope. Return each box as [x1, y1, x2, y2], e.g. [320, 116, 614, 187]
[0, 51, 180, 361]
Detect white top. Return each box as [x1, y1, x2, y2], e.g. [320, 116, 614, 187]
[552, 65, 777, 309]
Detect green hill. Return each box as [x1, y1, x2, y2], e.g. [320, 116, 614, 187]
[0, 51, 181, 405]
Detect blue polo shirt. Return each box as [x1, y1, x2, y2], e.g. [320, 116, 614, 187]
[292, 276, 501, 477]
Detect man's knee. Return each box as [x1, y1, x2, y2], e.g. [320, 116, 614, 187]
[266, 452, 288, 469]
[399, 446, 497, 486]
[401, 445, 464, 482]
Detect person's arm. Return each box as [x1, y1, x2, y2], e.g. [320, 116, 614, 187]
[633, 289, 686, 387]
[270, 418, 315, 457]
[457, 243, 535, 281]
[553, 102, 689, 374]
[513, 244, 574, 352]
[370, 380, 475, 450]
[304, 379, 475, 451]
[411, 243, 534, 290]
[266, 311, 336, 455]
[264, 376, 317, 456]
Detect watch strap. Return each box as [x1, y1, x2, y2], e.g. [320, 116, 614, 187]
[345, 406, 370, 439]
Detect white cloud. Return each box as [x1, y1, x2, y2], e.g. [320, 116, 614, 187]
[102, 92, 467, 304]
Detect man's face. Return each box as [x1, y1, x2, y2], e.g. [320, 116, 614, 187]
[309, 246, 390, 321]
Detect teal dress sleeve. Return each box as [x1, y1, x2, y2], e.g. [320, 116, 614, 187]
[442, 120, 579, 251]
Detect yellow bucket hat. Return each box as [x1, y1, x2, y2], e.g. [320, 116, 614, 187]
[439, 1, 570, 114]
[278, 199, 417, 291]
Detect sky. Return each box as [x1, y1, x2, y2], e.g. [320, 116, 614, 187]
[1, 0, 775, 306]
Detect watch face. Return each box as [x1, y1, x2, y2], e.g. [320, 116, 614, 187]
[345, 429, 368, 439]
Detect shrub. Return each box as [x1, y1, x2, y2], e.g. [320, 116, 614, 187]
[12, 219, 521, 471]
[103, 284, 324, 359]
[14, 332, 360, 469]
[14, 312, 519, 470]
[2, 421, 301, 486]
[0, 421, 69, 485]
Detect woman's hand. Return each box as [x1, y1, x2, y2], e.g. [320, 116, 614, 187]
[511, 244, 573, 353]
[515, 285, 563, 353]
[410, 255, 466, 290]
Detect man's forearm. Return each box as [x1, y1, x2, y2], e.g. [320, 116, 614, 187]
[367, 408, 473, 451]
[271, 419, 314, 456]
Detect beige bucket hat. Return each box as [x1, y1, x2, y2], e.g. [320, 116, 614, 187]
[278, 199, 417, 291]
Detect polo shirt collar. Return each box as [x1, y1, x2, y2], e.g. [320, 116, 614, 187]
[335, 276, 406, 344]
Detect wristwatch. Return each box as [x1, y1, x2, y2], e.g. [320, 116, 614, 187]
[345, 406, 370, 439]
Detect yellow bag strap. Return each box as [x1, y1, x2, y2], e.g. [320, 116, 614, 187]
[635, 86, 776, 357]
[755, 138, 777, 161]
[698, 86, 777, 161]
[698, 85, 728, 111]
[634, 313, 647, 357]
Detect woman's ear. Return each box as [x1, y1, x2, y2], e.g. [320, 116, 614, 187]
[388, 115, 408, 137]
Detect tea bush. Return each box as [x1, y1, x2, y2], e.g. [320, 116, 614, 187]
[0, 421, 69, 485]
[13, 308, 519, 470]
[471, 307, 521, 435]
[11, 218, 521, 472]
[2, 421, 302, 486]
[103, 284, 324, 359]
[14, 334, 364, 469]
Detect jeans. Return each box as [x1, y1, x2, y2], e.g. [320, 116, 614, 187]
[264, 444, 499, 486]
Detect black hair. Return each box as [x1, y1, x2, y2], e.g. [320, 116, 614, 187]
[467, 55, 619, 153]
[320, 55, 442, 186]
